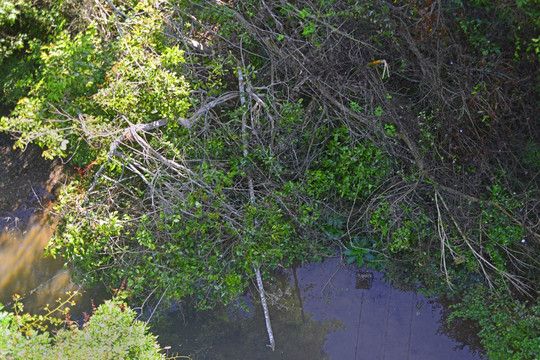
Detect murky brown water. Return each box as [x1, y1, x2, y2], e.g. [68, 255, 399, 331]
[0, 133, 106, 315]
[0, 216, 71, 311]
[0, 214, 108, 316]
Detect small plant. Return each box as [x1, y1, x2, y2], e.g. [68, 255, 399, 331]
[305, 126, 391, 201]
[350, 101, 363, 113]
[0, 295, 167, 359]
[344, 236, 379, 267]
[384, 124, 396, 136]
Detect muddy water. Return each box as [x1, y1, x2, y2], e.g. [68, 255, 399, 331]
[0, 216, 70, 312]
[0, 133, 106, 315]
[154, 258, 484, 360]
[0, 216, 108, 315]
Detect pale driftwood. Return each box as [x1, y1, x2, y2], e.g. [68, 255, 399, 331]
[255, 264, 275, 351]
[238, 66, 276, 351]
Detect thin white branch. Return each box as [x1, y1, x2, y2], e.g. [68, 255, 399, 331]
[239, 65, 275, 351]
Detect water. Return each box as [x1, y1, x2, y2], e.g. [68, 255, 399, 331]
[0, 133, 106, 315]
[154, 258, 484, 359]
[0, 216, 71, 312]
[0, 215, 107, 316]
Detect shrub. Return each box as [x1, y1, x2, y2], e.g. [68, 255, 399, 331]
[0, 299, 165, 359]
[449, 284, 540, 360]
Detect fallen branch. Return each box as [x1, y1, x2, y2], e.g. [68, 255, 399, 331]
[84, 93, 237, 201]
[254, 264, 275, 351]
[238, 65, 275, 351]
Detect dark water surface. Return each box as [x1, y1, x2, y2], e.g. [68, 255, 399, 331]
[154, 257, 483, 360]
[0, 214, 484, 360]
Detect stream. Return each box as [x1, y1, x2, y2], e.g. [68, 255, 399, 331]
[0, 134, 484, 359]
[153, 257, 483, 359]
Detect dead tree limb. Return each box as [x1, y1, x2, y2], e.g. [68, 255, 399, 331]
[238, 65, 275, 351]
[84, 93, 237, 201]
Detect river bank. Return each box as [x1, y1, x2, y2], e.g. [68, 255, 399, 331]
[0, 135, 483, 359]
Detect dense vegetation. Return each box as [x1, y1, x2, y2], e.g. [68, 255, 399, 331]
[0, 294, 165, 359]
[1, 0, 538, 358]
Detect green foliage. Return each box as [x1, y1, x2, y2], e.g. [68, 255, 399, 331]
[1, 1, 191, 163]
[343, 236, 381, 267]
[449, 284, 540, 360]
[0, 0, 65, 60]
[94, 2, 191, 123]
[47, 150, 317, 309]
[1, 24, 112, 159]
[0, 0, 68, 112]
[369, 201, 433, 254]
[52, 299, 164, 359]
[0, 297, 165, 359]
[457, 17, 501, 56]
[0, 292, 76, 359]
[35, 26, 105, 102]
[306, 126, 390, 201]
[55, 189, 306, 308]
[522, 141, 540, 170]
[0, 1, 28, 58]
[451, 0, 540, 61]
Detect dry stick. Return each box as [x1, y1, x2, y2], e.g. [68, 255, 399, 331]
[238, 66, 275, 351]
[84, 93, 237, 202]
[435, 191, 455, 288]
[435, 188, 531, 294]
[309, 79, 375, 131]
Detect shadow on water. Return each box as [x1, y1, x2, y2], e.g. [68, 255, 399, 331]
[154, 257, 485, 360]
[0, 133, 107, 316]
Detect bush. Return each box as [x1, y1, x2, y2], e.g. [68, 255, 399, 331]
[448, 283, 540, 360]
[0, 299, 165, 360]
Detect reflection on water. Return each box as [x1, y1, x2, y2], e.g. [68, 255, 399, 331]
[0, 215, 484, 359]
[0, 220, 484, 360]
[0, 214, 107, 317]
[0, 213, 75, 312]
[154, 258, 484, 360]
[155, 285, 340, 359]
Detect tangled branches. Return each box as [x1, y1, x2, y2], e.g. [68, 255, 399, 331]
[162, 0, 539, 294]
[6, 0, 535, 305]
